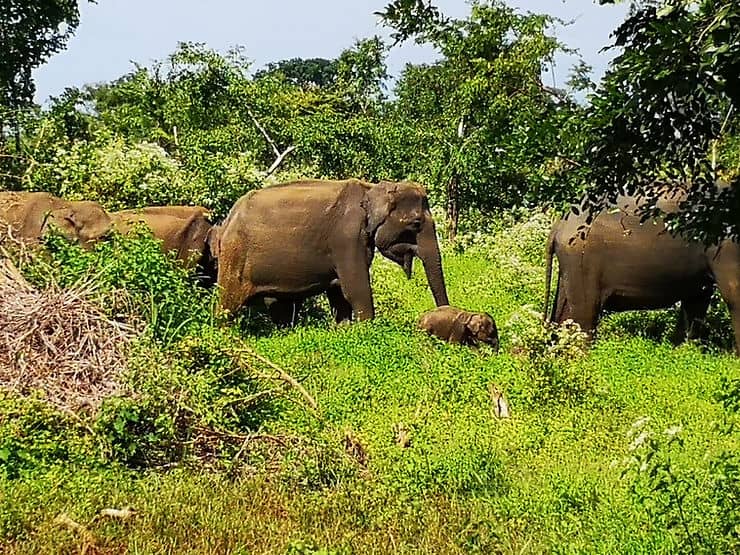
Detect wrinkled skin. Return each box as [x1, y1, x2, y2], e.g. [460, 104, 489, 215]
[111, 205, 217, 283]
[216, 179, 449, 322]
[544, 192, 740, 354]
[0, 191, 112, 248]
[267, 244, 416, 327]
[418, 305, 499, 351]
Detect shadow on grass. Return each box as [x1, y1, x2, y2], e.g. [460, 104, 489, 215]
[599, 295, 735, 354]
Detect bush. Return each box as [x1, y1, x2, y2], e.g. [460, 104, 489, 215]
[27, 229, 214, 344]
[507, 307, 596, 405]
[0, 394, 94, 480]
[623, 410, 740, 554]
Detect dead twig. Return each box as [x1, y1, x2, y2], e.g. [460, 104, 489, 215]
[230, 345, 319, 415]
[244, 105, 297, 180]
[264, 145, 297, 179]
[0, 253, 138, 411]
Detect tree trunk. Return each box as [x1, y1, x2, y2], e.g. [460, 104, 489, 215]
[446, 172, 460, 241]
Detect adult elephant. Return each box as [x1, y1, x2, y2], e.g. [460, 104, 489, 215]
[0, 191, 112, 247]
[544, 193, 740, 353]
[262, 241, 419, 326]
[110, 205, 217, 282]
[216, 179, 449, 321]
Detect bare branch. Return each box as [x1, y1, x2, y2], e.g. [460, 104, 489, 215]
[230, 345, 319, 415]
[245, 106, 280, 158]
[264, 145, 297, 179]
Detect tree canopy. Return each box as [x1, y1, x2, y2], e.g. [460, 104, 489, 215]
[0, 0, 88, 138]
[584, 0, 740, 242]
[1, 0, 739, 241]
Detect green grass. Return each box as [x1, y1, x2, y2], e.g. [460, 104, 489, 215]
[2, 214, 739, 554]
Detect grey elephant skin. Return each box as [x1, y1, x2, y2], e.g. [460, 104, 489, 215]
[544, 193, 740, 354]
[418, 305, 499, 351]
[110, 205, 217, 282]
[0, 191, 112, 247]
[215, 179, 449, 321]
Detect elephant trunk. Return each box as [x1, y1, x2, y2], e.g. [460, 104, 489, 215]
[417, 217, 449, 307]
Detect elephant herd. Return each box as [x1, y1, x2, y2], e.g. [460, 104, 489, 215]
[1, 180, 739, 355]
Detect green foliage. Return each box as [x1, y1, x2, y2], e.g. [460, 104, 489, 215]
[95, 329, 282, 468]
[623, 412, 740, 553]
[0, 0, 85, 117]
[380, 0, 588, 232]
[2, 212, 740, 553]
[27, 228, 213, 343]
[4, 2, 740, 552]
[255, 57, 339, 89]
[508, 309, 596, 405]
[0, 393, 94, 481]
[0, 0, 92, 189]
[585, 0, 740, 243]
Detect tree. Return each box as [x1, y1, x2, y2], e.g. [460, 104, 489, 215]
[583, 0, 740, 243]
[254, 57, 338, 89]
[379, 0, 586, 236]
[0, 0, 90, 144]
[334, 37, 388, 114]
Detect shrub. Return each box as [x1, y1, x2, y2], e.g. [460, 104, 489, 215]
[623, 394, 740, 554]
[507, 307, 595, 405]
[28, 229, 214, 344]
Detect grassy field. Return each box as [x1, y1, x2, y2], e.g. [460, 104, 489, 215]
[1, 213, 739, 554]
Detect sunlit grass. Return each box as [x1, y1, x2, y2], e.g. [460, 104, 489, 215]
[2, 214, 739, 553]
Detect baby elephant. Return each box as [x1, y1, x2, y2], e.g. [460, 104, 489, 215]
[418, 305, 499, 352]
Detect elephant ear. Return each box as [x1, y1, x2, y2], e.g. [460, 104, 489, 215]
[449, 311, 472, 343]
[363, 181, 398, 234]
[46, 208, 79, 237]
[468, 314, 485, 336]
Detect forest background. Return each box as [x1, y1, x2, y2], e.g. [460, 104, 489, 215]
[1, 1, 740, 553]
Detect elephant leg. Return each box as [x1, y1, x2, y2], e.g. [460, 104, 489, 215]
[327, 285, 353, 324]
[675, 292, 712, 344]
[553, 269, 600, 336]
[711, 267, 740, 355]
[266, 298, 302, 327]
[217, 272, 255, 316]
[335, 257, 374, 321]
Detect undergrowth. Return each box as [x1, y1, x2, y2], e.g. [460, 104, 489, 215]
[1, 213, 739, 554]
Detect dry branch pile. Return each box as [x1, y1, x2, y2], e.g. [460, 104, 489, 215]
[0, 257, 137, 411]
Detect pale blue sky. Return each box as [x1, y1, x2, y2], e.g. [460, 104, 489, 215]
[33, 1, 629, 104]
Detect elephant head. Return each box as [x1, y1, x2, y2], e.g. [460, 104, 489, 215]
[43, 200, 112, 248]
[465, 312, 499, 352]
[363, 180, 449, 306]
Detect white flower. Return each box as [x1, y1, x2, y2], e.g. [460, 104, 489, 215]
[629, 430, 651, 451]
[664, 425, 682, 438]
[631, 416, 651, 431]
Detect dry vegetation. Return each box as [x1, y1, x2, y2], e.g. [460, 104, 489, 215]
[0, 256, 136, 412]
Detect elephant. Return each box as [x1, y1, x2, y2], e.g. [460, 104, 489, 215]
[260, 241, 420, 327]
[0, 191, 112, 247]
[544, 192, 740, 353]
[216, 179, 450, 321]
[418, 305, 499, 351]
[110, 205, 217, 282]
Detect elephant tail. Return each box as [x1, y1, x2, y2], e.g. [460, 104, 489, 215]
[543, 223, 558, 323]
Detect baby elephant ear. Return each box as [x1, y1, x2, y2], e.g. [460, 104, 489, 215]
[467, 314, 485, 335]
